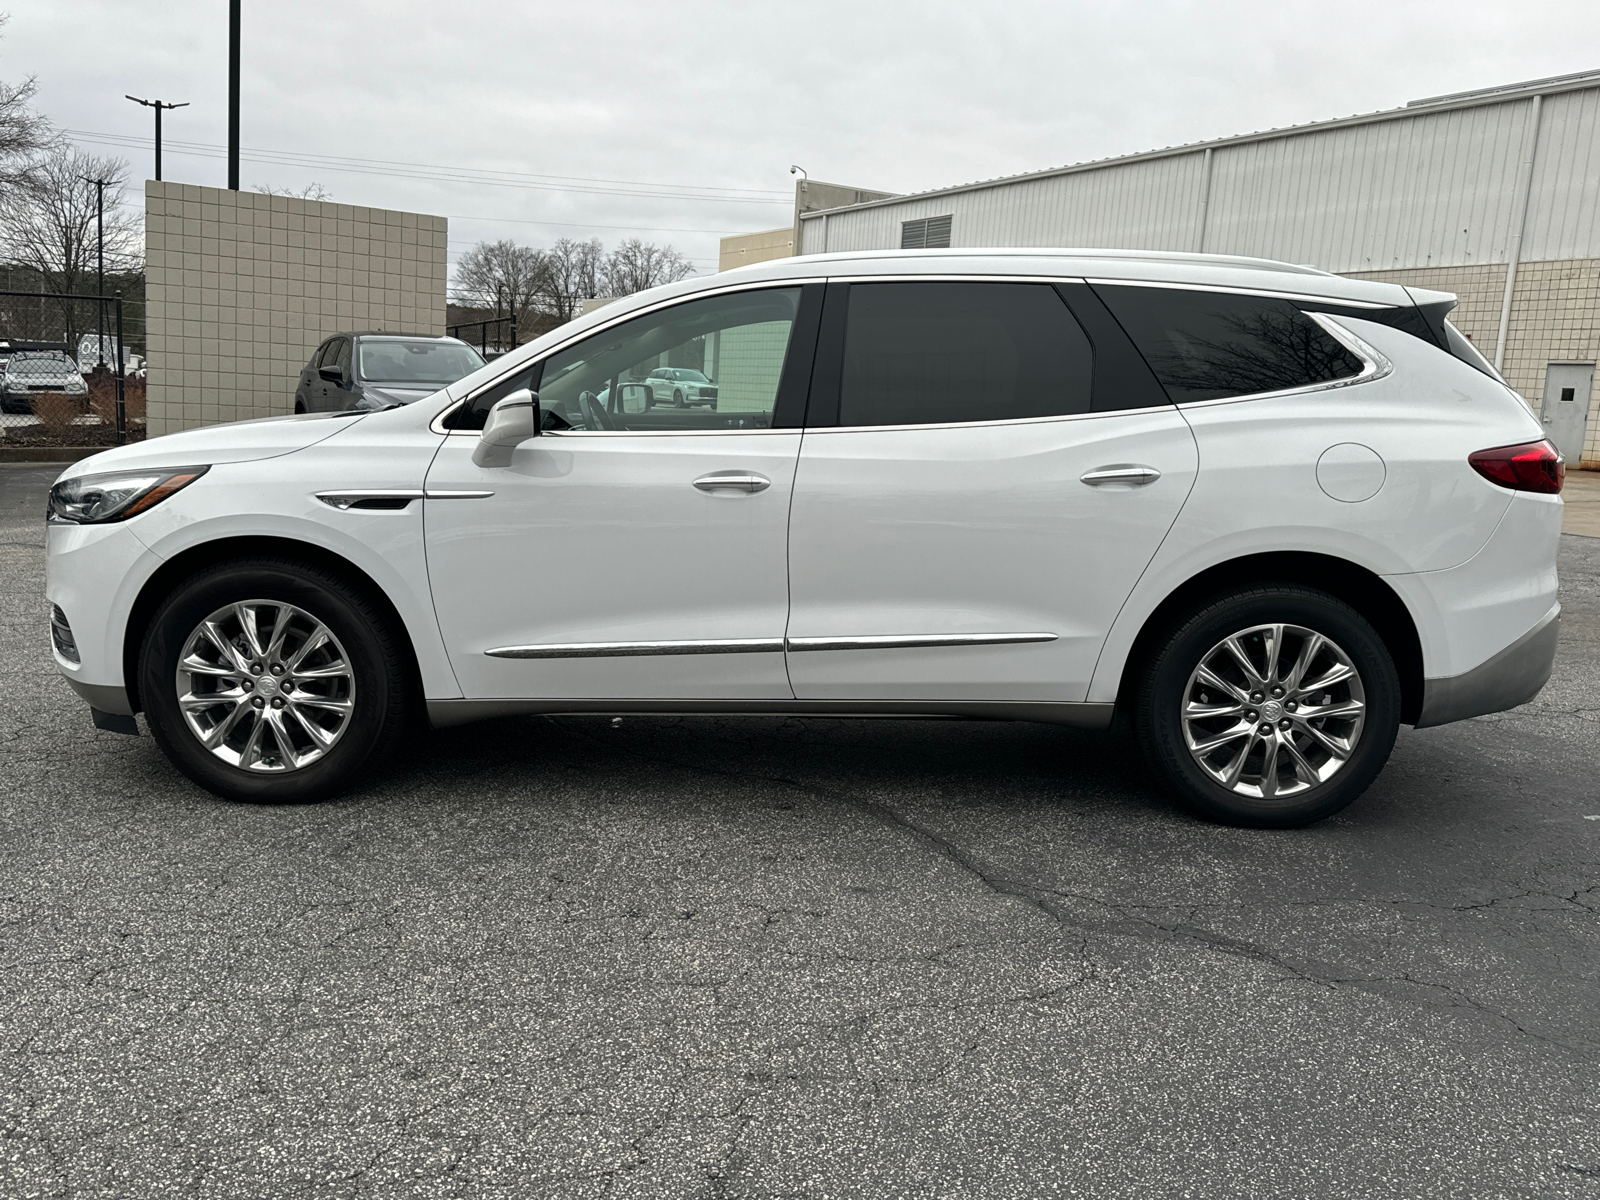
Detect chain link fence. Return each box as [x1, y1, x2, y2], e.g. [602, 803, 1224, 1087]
[0, 291, 141, 446]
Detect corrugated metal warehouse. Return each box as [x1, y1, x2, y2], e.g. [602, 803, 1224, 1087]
[791, 70, 1600, 465]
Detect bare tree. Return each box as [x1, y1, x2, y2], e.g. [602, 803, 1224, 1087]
[603, 238, 694, 297]
[450, 235, 696, 335]
[0, 14, 55, 189]
[0, 145, 140, 349]
[254, 182, 333, 201]
[537, 237, 604, 323]
[451, 238, 546, 337]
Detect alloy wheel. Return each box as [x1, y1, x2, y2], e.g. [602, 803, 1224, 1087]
[174, 600, 356, 772]
[1180, 623, 1366, 800]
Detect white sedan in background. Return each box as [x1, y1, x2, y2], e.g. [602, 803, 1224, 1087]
[45, 248, 1563, 826]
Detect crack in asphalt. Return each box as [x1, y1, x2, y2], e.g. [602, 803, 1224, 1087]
[544, 716, 1597, 1063]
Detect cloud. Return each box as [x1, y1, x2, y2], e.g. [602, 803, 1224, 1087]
[10, 0, 1600, 270]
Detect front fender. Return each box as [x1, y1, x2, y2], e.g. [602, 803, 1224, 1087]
[116, 435, 461, 701]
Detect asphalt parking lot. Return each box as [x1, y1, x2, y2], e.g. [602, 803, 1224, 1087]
[2, 461, 1598, 1199]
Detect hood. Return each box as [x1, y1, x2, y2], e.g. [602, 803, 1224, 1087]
[59, 410, 365, 480]
[356, 383, 444, 410]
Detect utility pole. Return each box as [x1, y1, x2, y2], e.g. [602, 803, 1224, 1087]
[80, 176, 113, 369]
[228, 0, 240, 190]
[125, 96, 189, 181]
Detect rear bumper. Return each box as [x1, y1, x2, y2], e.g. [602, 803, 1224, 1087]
[1414, 604, 1559, 728]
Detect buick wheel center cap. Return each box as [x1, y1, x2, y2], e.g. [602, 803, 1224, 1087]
[1260, 700, 1283, 722]
[256, 674, 280, 697]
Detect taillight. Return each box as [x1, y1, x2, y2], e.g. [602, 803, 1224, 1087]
[1468, 440, 1564, 494]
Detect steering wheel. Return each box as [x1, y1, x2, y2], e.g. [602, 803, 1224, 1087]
[578, 390, 614, 431]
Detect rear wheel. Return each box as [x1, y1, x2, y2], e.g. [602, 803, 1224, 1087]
[1134, 585, 1400, 827]
[139, 558, 413, 803]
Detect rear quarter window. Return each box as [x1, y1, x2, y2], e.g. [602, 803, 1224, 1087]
[1093, 285, 1365, 404]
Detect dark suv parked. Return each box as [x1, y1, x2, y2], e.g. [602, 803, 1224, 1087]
[294, 333, 485, 413]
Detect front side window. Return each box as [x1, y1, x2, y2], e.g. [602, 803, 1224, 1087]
[1095, 285, 1365, 404]
[536, 287, 801, 431]
[330, 339, 352, 374]
[837, 282, 1094, 427]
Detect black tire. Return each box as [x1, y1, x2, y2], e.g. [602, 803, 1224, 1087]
[294, 399, 306, 414]
[673, 389, 686, 408]
[139, 557, 414, 804]
[1133, 584, 1400, 828]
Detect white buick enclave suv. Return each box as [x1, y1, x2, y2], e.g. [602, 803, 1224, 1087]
[44, 249, 1564, 826]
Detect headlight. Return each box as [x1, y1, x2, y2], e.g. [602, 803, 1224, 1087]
[48, 465, 209, 524]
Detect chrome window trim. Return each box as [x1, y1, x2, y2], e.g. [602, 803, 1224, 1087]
[1086, 278, 1397, 309]
[807, 407, 1139, 435]
[534, 426, 793, 439]
[431, 277, 826, 435]
[1170, 311, 1393, 410]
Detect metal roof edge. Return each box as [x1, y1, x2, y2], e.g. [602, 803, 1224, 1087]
[796, 71, 1600, 223]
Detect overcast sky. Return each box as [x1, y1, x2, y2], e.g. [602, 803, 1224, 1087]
[7, 0, 1600, 277]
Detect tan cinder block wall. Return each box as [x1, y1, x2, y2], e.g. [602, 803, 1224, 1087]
[144, 181, 447, 435]
[718, 227, 795, 272]
[1346, 259, 1600, 466]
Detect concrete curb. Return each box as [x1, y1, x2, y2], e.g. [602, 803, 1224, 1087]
[0, 447, 106, 463]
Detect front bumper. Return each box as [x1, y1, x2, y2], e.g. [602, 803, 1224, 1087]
[1414, 604, 1560, 728]
[46, 518, 164, 718]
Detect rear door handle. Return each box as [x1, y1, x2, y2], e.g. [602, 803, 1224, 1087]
[1080, 465, 1162, 488]
[694, 472, 770, 493]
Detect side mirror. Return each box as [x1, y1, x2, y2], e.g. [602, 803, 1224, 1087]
[618, 382, 654, 412]
[318, 364, 345, 384]
[471, 388, 540, 467]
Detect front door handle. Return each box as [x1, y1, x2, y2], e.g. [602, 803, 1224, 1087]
[694, 472, 770, 494]
[1080, 464, 1162, 488]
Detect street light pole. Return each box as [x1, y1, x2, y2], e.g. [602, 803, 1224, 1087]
[125, 96, 190, 181]
[228, 0, 240, 190]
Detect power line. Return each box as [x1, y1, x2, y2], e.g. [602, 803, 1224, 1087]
[444, 214, 763, 236]
[66, 128, 791, 206]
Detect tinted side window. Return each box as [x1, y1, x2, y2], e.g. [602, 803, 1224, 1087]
[311, 340, 335, 369]
[1094, 285, 1365, 404]
[331, 338, 352, 374]
[838, 282, 1093, 427]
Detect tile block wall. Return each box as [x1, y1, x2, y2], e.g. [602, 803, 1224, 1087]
[144, 182, 447, 435]
[1348, 259, 1600, 466]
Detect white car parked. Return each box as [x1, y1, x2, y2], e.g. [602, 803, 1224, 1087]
[45, 249, 1564, 826]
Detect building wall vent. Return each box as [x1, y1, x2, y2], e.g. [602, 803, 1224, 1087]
[901, 215, 953, 249]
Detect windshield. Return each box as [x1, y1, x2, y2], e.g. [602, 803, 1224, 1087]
[357, 339, 484, 385]
[13, 352, 73, 368]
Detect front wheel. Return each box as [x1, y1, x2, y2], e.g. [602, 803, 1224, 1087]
[139, 558, 414, 803]
[672, 389, 686, 407]
[1133, 585, 1400, 827]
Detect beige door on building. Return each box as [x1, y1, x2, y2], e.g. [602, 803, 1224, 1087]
[1540, 363, 1595, 464]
